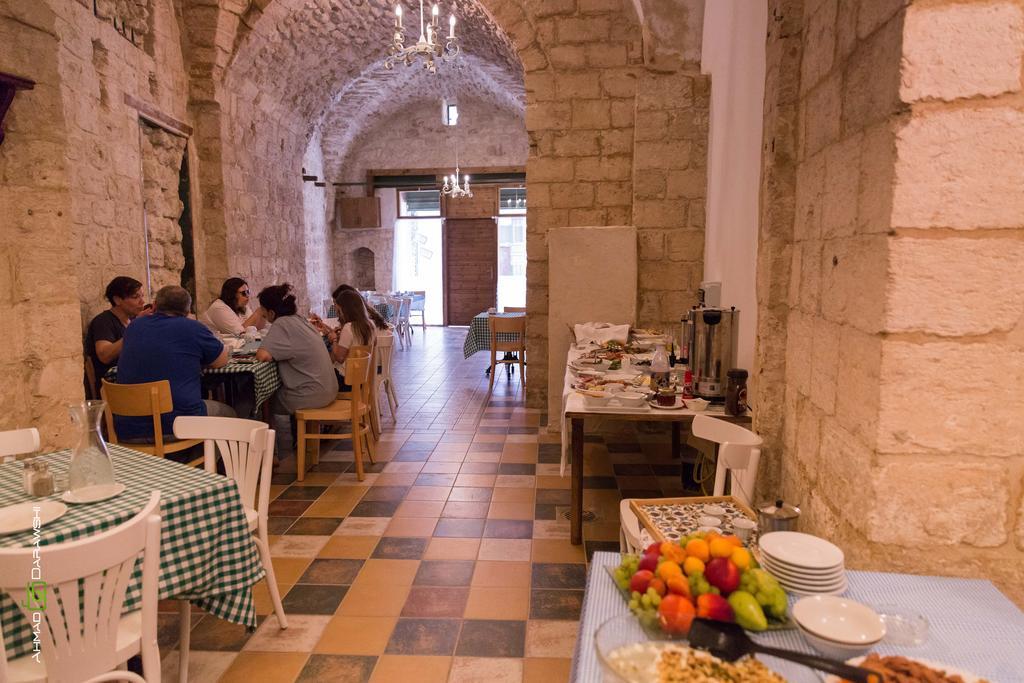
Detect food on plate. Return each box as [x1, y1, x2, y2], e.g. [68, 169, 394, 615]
[604, 642, 786, 683]
[848, 654, 989, 683]
[612, 531, 788, 636]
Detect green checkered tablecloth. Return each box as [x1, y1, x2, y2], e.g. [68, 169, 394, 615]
[108, 360, 281, 415]
[208, 360, 281, 412]
[462, 312, 526, 358]
[0, 445, 264, 658]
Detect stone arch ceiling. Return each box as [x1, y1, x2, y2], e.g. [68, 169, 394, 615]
[224, 0, 525, 141]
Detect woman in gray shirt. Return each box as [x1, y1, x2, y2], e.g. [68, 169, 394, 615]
[255, 284, 337, 414]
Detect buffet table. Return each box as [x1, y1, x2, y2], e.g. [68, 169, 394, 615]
[561, 343, 749, 544]
[573, 552, 1024, 682]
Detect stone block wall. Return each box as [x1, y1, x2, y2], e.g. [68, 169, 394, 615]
[757, 0, 1024, 605]
[0, 0, 189, 448]
[140, 122, 188, 293]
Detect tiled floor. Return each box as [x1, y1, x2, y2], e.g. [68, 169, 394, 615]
[161, 327, 694, 682]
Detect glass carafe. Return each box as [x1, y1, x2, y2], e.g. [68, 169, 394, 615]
[68, 401, 116, 490]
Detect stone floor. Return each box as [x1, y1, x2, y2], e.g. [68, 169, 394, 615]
[159, 327, 696, 682]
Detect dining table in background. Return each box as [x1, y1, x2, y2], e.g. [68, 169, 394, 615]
[0, 445, 265, 659]
[573, 551, 1024, 682]
[462, 310, 526, 359]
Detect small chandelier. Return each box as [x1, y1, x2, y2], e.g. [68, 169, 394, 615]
[442, 168, 471, 198]
[386, 1, 460, 73]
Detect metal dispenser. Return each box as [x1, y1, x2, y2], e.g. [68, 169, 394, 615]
[682, 306, 738, 402]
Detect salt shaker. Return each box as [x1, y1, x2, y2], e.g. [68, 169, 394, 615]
[31, 462, 54, 497]
[22, 460, 34, 495]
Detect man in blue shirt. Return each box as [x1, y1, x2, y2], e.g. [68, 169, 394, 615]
[115, 285, 234, 441]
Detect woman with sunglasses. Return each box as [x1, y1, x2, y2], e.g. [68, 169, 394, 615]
[201, 277, 268, 335]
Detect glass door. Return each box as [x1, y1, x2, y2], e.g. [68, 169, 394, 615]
[497, 187, 526, 311]
[393, 217, 444, 325]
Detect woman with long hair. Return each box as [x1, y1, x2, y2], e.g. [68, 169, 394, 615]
[201, 277, 268, 334]
[332, 284, 390, 330]
[329, 289, 378, 390]
[254, 283, 336, 414]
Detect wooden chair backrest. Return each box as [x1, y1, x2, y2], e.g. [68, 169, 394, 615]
[488, 314, 526, 353]
[83, 357, 97, 400]
[345, 348, 373, 416]
[100, 379, 174, 454]
[503, 306, 526, 313]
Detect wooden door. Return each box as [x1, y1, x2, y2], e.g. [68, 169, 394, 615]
[444, 218, 497, 325]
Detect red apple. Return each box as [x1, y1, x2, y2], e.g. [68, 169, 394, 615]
[629, 569, 654, 594]
[638, 551, 660, 573]
[696, 593, 734, 622]
[704, 558, 740, 594]
[644, 542, 662, 556]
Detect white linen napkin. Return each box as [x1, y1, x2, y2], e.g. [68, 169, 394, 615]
[573, 322, 631, 346]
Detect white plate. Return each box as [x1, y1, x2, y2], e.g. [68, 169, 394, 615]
[0, 500, 68, 535]
[792, 596, 886, 644]
[779, 579, 848, 597]
[824, 656, 982, 683]
[762, 557, 846, 584]
[758, 531, 845, 569]
[62, 483, 126, 504]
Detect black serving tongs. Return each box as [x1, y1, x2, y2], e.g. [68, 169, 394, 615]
[687, 619, 883, 683]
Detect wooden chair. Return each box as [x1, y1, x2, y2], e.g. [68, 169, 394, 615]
[172, 417, 287, 682]
[487, 314, 526, 394]
[295, 349, 375, 482]
[0, 491, 162, 682]
[0, 428, 38, 462]
[84, 356, 98, 400]
[503, 306, 526, 313]
[100, 379, 203, 464]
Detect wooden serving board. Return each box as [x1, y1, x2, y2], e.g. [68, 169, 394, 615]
[629, 495, 757, 544]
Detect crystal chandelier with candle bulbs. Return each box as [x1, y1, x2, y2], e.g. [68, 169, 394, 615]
[385, 1, 461, 73]
[441, 132, 472, 199]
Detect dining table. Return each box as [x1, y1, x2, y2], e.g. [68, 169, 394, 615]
[462, 310, 526, 359]
[573, 551, 1024, 682]
[560, 342, 749, 545]
[0, 445, 265, 659]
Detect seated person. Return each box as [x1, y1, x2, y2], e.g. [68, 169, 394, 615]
[200, 277, 268, 335]
[85, 276, 150, 397]
[328, 289, 378, 391]
[332, 283, 392, 335]
[255, 283, 336, 415]
[114, 286, 235, 442]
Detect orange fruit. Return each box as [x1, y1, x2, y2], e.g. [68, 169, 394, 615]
[709, 538, 734, 559]
[683, 556, 705, 577]
[723, 535, 743, 548]
[731, 547, 752, 571]
[656, 560, 683, 581]
[684, 538, 710, 563]
[703, 531, 722, 545]
[660, 542, 686, 564]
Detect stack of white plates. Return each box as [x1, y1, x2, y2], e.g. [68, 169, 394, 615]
[758, 531, 847, 596]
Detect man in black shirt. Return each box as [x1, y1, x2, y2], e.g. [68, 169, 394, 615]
[84, 276, 149, 396]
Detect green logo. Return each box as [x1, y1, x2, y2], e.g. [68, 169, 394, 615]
[23, 581, 46, 610]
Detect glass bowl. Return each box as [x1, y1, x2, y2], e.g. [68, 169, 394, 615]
[595, 614, 689, 683]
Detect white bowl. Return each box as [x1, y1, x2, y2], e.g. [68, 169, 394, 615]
[583, 392, 612, 407]
[683, 398, 710, 411]
[793, 596, 885, 648]
[616, 392, 646, 407]
[797, 624, 876, 660]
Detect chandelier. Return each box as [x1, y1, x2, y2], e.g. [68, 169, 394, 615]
[442, 134, 472, 198]
[386, 1, 461, 73]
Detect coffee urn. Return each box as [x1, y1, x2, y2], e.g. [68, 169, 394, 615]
[681, 306, 738, 402]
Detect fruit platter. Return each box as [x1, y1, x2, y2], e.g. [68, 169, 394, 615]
[609, 531, 791, 638]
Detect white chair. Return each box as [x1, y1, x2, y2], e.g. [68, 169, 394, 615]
[172, 417, 287, 683]
[0, 491, 162, 682]
[617, 416, 762, 553]
[398, 297, 413, 348]
[692, 414, 762, 506]
[376, 332, 399, 421]
[0, 428, 39, 463]
[384, 296, 404, 350]
[408, 291, 426, 331]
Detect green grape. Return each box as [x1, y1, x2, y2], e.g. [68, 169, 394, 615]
[651, 593, 662, 607]
[628, 599, 639, 610]
[641, 594, 652, 608]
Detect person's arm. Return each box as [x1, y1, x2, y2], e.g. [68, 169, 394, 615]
[94, 338, 123, 364]
[256, 348, 273, 362]
[208, 346, 230, 369]
[331, 344, 350, 364]
[242, 306, 267, 330]
[331, 324, 353, 363]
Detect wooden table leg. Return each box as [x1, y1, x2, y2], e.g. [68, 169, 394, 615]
[571, 417, 584, 546]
